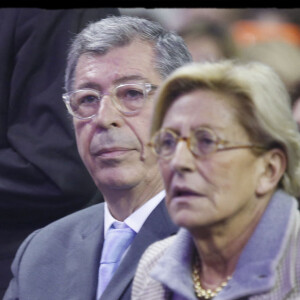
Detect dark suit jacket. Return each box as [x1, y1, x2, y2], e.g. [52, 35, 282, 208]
[4, 200, 178, 300]
[0, 8, 119, 297]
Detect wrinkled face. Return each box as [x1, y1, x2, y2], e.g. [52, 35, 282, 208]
[73, 40, 162, 194]
[159, 89, 264, 231]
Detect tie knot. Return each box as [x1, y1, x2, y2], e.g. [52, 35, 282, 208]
[101, 223, 136, 264]
[111, 221, 129, 229]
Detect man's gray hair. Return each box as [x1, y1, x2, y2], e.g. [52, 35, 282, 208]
[64, 15, 193, 92]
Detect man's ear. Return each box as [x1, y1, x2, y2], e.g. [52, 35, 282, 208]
[256, 149, 287, 196]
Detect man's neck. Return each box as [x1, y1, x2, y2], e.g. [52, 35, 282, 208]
[104, 190, 165, 235]
[102, 180, 164, 221]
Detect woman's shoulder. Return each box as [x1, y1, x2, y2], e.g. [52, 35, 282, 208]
[142, 234, 176, 262]
[138, 234, 177, 272]
[132, 235, 176, 300]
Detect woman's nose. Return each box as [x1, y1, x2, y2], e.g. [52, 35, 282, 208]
[170, 140, 195, 173]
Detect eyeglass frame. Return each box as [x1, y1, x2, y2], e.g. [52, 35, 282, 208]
[148, 127, 267, 160]
[62, 82, 158, 120]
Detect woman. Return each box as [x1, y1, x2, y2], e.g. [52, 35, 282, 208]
[132, 60, 300, 299]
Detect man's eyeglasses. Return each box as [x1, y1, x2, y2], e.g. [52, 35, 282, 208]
[62, 83, 157, 119]
[148, 127, 266, 159]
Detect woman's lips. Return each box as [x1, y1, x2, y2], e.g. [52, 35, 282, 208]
[170, 186, 204, 199]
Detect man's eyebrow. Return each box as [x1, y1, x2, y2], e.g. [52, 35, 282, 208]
[77, 82, 101, 90]
[113, 75, 149, 85]
[77, 75, 149, 91]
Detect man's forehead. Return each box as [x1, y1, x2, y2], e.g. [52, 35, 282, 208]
[75, 48, 161, 89]
[75, 62, 152, 90]
[76, 75, 151, 91]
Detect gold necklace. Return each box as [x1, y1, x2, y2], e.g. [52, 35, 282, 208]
[192, 256, 232, 299]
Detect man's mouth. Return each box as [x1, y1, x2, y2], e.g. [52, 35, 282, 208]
[93, 147, 134, 158]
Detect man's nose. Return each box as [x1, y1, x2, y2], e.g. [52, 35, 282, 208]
[93, 94, 122, 129]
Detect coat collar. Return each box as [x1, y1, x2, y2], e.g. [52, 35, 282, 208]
[63, 203, 105, 300]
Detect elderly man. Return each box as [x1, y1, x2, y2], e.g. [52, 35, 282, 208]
[4, 15, 192, 300]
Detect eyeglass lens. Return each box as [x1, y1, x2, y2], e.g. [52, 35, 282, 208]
[68, 84, 147, 118]
[154, 128, 218, 158]
[70, 89, 99, 118]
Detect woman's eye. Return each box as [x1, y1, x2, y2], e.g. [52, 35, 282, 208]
[199, 136, 215, 145]
[161, 136, 176, 149]
[195, 130, 217, 154]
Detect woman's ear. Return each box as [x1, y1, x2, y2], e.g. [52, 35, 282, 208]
[256, 148, 287, 196]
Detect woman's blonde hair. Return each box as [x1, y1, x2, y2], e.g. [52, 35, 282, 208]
[151, 60, 300, 197]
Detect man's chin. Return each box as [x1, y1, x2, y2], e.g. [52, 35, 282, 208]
[92, 169, 139, 191]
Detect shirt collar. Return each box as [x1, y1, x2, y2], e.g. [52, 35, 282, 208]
[104, 190, 165, 237]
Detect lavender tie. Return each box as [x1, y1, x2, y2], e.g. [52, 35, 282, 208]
[97, 222, 136, 298]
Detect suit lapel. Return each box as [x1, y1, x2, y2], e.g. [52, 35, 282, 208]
[100, 199, 178, 300]
[63, 204, 105, 300]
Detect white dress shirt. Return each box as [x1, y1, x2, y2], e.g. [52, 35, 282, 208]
[104, 190, 166, 237]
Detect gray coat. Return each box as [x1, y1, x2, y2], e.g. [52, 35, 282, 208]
[4, 200, 178, 300]
[132, 190, 300, 300]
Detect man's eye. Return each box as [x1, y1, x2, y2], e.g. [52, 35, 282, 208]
[79, 95, 99, 105]
[127, 89, 143, 98]
[119, 88, 144, 101]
